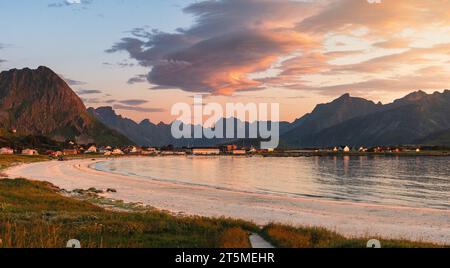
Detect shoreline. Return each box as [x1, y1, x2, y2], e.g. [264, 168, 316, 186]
[4, 157, 450, 245]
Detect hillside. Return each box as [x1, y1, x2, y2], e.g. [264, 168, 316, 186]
[281, 91, 450, 147]
[0, 66, 131, 146]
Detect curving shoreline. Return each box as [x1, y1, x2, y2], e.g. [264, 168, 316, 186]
[5, 158, 450, 245]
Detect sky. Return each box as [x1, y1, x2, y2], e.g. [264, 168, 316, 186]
[1, 0, 450, 124]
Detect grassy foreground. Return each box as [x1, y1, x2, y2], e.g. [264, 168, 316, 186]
[0, 155, 446, 248]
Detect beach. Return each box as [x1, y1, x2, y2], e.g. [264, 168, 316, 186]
[5, 158, 450, 245]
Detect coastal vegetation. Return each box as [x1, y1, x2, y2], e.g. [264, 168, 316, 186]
[261, 224, 442, 248]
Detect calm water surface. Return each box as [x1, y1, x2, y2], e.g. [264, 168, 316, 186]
[94, 156, 450, 209]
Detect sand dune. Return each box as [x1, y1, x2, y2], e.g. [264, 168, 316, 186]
[5, 158, 450, 245]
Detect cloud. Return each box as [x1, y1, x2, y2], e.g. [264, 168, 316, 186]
[82, 97, 117, 105]
[61, 76, 87, 86]
[113, 104, 165, 113]
[48, 0, 92, 8]
[117, 99, 149, 106]
[297, 0, 450, 35]
[127, 74, 148, 85]
[0, 43, 7, 64]
[76, 89, 102, 95]
[107, 0, 318, 95]
[108, 0, 450, 97]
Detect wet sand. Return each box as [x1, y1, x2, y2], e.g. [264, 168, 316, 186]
[5, 158, 450, 245]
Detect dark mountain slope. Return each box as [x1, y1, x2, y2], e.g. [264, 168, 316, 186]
[0, 66, 131, 146]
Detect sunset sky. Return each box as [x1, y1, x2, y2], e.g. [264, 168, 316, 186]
[1, 0, 450, 124]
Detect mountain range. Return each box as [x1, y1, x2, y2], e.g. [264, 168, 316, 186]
[1, 66, 449, 148]
[281, 90, 450, 147]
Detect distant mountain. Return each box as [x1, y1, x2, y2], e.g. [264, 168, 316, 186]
[281, 93, 383, 147]
[0, 66, 131, 146]
[282, 90, 450, 147]
[88, 106, 173, 147]
[415, 128, 450, 147]
[90, 90, 450, 148]
[89, 106, 290, 147]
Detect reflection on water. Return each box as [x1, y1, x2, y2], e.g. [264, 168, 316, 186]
[94, 156, 450, 209]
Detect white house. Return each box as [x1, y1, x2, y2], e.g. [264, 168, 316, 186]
[192, 148, 221, 155]
[85, 145, 98, 154]
[0, 147, 14, 155]
[112, 149, 125, 155]
[232, 149, 247, 155]
[343, 146, 351, 153]
[142, 147, 158, 155]
[22, 149, 39, 156]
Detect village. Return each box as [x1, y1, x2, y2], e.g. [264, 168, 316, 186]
[0, 141, 437, 158]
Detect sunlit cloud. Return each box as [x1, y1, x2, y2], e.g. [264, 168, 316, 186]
[107, 0, 450, 98]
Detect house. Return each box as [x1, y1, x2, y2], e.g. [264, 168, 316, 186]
[359, 147, 368, 152]
[141, 147, 159, 155]
[343, 146, 351, 153]
[0, 147, 14, 155]
[192, 148, 221, 155]
[46, 150, 63, 157]
[221, 144, 238, 153]
[333, 147, 339, 152]
[63, 149, 79, 156]
[22, 149, 39, 156]
[85, 145, 97, 154]
[104, 151, 112, 156]
[112, 149, 125, 155]
[232, 149, 247, 155]
[125, 146, 141, 154]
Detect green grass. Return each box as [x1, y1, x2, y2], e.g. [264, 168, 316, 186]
[261, 224, 445, 248]
[0, 178, 257, 248]
[0, 155, 49, 172]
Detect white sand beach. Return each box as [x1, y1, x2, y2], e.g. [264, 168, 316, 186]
[5, 158, 450, 245]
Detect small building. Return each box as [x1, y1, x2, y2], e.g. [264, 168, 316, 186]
[343, 146, 351, 153]
[22, 149, 39, 156]
[63, 149, 79, 156]
[125, 146, 141, 154]
[0, 147, 14, 155]
[46, 150, 63, 157]
[192, 148, 221, 155]
[232, 149, 247, 155]
[333, 147, 339, 152]
[112, 148, 125, 155]
[142, 147, 159, 155]
[225, 145, 238, 152]
[85, 145, 98, 154]
[359, 147, 368, 152]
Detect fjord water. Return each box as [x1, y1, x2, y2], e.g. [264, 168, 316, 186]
[94, 156, 450, 209]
